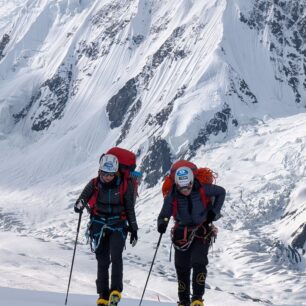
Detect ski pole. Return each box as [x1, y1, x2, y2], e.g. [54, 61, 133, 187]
[65, 210, 83, 305]
[139, 233, 163, 306]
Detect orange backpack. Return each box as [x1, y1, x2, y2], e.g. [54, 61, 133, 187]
[162, 160, 217, 218]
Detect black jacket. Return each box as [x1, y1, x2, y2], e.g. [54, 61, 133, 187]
[77, 176, 138, 232]
[158, 181, 226, 227]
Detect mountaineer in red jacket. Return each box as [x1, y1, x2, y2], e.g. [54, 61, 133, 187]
[74, 153, 138, 306]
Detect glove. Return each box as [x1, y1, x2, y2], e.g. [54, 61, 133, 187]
[157, 218, 169, 234]
[206, 210, 216, 223]
[74, 199, 85, 213]
[130, 231, 138, 247]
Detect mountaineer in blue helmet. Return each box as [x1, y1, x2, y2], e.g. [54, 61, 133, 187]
[158, 162, 226, 306]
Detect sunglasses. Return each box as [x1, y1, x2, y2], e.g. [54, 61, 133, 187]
[100, 171, 116, 177]
[177, 185, 192, 191]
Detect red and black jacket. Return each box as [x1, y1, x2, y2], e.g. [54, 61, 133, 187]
[77, 176, 138, 232]
[158, 180, 226, 228]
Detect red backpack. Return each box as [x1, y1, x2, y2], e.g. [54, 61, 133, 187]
[88, 147, 140, 216]
[162, 160, 217, 219]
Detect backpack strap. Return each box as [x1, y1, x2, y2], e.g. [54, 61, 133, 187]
[199, 186, 208, 209]
[119, 169, 141, 200]
[88, 177, 99, 214]
[172, 197, 178, 219]
[119, 169, 129, 204]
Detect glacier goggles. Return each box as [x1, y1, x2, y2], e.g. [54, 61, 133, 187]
[100, 171, 116, 177]
[177, 183, 193, 192]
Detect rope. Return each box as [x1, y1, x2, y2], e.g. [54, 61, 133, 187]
[88, 217, 127, 252]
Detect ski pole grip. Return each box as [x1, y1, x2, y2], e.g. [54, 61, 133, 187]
[163, 217, 169, 225]
[79, 199, 91, 214]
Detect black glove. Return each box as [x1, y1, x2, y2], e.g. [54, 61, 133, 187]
[130, 231, 138, 247]
[206, 210, 216, 223]
[74, 199, 85, 213]
[158, 218, 169, 234]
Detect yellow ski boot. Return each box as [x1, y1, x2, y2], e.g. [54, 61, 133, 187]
[96, 297, 108, 305]
[191, 300, 204, 306]
[108, 290, 121, 306]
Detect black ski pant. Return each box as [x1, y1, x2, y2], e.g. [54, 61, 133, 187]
[174, 238, 209, 302]
[95, 229, 126, 299]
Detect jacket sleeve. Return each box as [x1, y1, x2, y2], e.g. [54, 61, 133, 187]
[157, 195, 173, 228]
[124, 180, 138, 232]
[76, 180, 94, 204]
[203, 184, 226, 218]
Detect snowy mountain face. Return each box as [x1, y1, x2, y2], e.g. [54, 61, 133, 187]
[240, 0, 305, 105]
[0, 0, 306, 305]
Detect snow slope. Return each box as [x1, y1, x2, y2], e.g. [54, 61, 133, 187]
[0, 0, 306, 306]
[0, 286, 264, 306]
[0, 114, 305, 306]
